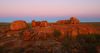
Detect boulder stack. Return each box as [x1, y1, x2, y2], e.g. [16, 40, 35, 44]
[40, 21, 48, 27]
[32, 20, 48, 27]
[56, 20, 69, 24]
[56, 17, 80, 25]
[69, 17, 80, 24]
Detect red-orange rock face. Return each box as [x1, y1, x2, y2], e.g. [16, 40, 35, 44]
[69, 17, 80, 24]
[32, 27, 54, 40]
[36, 22, 41, 26]
[56, 20, 68, 24]
[56, 17, 80, 25]
[32, 20, 48, 27]
[52, 24, 96, 40]
[40, 21, 48, 27]
[10, 20, 28, 31]
[32, 20, 36, 27]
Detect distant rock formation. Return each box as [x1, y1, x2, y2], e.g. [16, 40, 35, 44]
[32, 20, 48, 27]
[56, 20, 69, 24]
[7, 17, 98, 40]
[40, 21, 48, 27]
[10, 20, 28, 31]
[32, 20, 36, 27]
[69, 17, 80, 24]
[56, 17, 80, 24]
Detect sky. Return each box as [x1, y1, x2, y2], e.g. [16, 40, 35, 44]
[0, 0, 100, 22]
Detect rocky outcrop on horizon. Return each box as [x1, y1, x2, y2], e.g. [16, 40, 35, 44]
[32, 20, 48, 27]
[0, 17, 99, 53]
[56, 17, 80, 25]
[70, 17, 80, 24]
[0, 17, 99, 40]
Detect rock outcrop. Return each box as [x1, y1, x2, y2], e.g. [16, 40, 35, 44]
[56, 17, 80, 25]
[32, 20, 48, 27]
[56, 20, 69, 24]
[40, 21, 48, 27]
[32, 20, 36, 27]
[69, 17, 80, 24]
[10, 20, 28, 31]
[52, 24, 96, 40]
[32, 27, 54, 40]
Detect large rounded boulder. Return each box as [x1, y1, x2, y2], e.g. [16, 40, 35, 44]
[10, 20, 28, 30]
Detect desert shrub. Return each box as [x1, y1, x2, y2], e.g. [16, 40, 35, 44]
[77, 34, 100, 46]
[0, 46, 5, 53]
[61, 35, 75, 53]
[76, 34, 100, 53]
[0, 46, 13, 53]
[13, 47, 25, 53]
[53, 29, 61, 38]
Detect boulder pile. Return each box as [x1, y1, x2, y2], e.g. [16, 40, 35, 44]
[56, 17, 80, 24]
[32, 20, 48, 27]
[70, 17, 80, 24]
